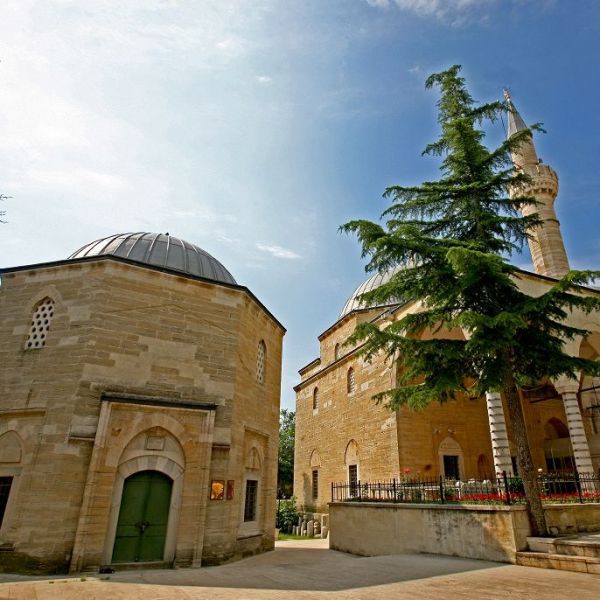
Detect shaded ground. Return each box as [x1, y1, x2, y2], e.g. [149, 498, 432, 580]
[0, 538, 599, 599]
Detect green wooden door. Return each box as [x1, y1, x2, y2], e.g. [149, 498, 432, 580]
[112, 470, 173, 563]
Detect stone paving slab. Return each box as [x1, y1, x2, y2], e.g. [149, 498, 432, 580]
[0, 538, 599, 599]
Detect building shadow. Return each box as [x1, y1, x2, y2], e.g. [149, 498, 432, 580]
[97, 543, 508, 593]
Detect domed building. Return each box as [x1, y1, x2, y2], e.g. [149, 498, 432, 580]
[0, 233, 285, 573]
[293, 97, 600, 512]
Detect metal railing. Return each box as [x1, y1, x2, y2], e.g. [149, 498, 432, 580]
[331, 471, 600, 506]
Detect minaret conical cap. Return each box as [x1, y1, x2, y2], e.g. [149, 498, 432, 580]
[503, 88, 528, 138]
[503, 88, 538, 165]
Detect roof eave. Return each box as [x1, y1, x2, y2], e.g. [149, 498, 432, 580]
[1, 255, 287, 332]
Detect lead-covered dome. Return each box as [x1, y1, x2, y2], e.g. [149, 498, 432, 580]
[69, 232, 236, 285]
[340, 266, 403, 318]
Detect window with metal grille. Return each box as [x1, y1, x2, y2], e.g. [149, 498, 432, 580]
[244, 479, 258, 522]
[312, 469, 319, 500]
[348, 465, 358, 496]
[347, 368, 356, 394]
[312, 387, 319, 410]
[256, 341, 266, 384]
[24, 297, 55, 350]
[0, 477, 13, 529]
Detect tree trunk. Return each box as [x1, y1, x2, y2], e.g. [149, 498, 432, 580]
[502, 370, 547, 536]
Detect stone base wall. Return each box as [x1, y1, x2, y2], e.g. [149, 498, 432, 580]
[329, 502, 530, 563]
[329, 502, 600, 563]
[0, 549, 69, 575]
[544, 504, 600, 535]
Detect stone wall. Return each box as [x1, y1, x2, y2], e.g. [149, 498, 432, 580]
[329, 502, 530, 563]
[0, 258, 284, 573]
[544, 503, 600, 535]
[294, 269, 596, 515]
[294, 309, 400, 512]
[329, 501, 600, 563]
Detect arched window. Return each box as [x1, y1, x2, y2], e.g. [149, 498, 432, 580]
[310, 450, 321, 502]
[347, 367, 356, 394]
[256, 340, 266, 384]
[334, 343, 340, 361]
[24, 297, 55, 350]
[312, 387, 319, 410]
[344, 440, 359, 495]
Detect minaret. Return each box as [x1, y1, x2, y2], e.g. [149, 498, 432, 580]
[504, 90, 570, 278]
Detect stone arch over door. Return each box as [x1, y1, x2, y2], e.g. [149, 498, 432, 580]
[102, 429, 185, 565]
[309, 449, 321, 469]
[438, 437, 464, 480]
[245, 446, 263, 472]
[344, 440, 359, 466]
[0, 431, 23, 464]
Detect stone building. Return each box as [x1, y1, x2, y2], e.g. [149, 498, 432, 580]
[294, 96, 600, 512]
[0, 232, 285, 573]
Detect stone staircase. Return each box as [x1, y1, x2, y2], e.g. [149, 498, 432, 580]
[516, 533, 600, 574]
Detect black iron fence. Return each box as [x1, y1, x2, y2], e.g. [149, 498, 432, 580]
[331, 471, 600, 506]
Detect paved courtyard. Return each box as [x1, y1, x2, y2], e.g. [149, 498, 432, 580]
[1, 538, 599, 599]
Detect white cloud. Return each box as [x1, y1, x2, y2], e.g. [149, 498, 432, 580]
[366, 0, 497, 23]
[256, 243, 302, 259]
[257, 75, 272, 83]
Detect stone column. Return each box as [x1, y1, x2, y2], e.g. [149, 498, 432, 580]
[485, 391, 513, 475]
[554, 377, 594, 474]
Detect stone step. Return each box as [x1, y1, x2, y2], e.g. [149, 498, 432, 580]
[527, 534, 600, 559]
[516, 551, 600, 575]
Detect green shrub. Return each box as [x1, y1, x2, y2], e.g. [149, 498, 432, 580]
[506, 477, 525, 494]
[276, 497, 299, 533]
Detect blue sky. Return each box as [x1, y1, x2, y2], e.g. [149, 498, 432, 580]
[2, 1, 600, 410]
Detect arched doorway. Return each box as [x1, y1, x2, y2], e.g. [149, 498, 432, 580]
[477, 453, 491, 479]
[543, 418, 574, 472]
[112, 470, 173, 563]
[438, 437, 464, 480]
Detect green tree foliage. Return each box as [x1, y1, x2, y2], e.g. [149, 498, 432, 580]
[278, 409, 295, 497]
[276, 498, 299, 532]
[342, 65, 600, 535]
